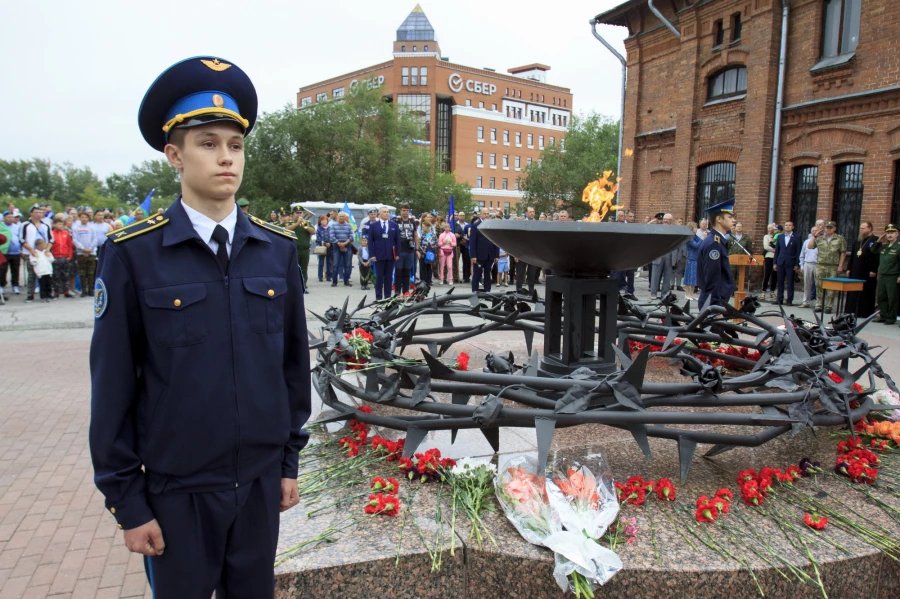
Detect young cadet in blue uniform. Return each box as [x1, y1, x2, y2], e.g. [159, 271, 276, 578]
[697, 199, 737, 308]
[89, 57, 311, 599]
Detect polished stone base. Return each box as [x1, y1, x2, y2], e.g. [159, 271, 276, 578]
[277, 337, 900, 598]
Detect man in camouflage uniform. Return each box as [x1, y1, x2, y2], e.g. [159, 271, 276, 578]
[875, 224, 900, 325]
[807, 220, 846, 314]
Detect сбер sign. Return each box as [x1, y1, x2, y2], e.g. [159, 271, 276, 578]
[448, 73, 497, 96]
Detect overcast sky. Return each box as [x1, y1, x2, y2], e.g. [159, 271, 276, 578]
[0, 0, 628, 178]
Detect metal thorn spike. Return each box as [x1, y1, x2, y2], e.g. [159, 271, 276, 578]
[677, 436, 698, 484]
[401, 428, 429, 459]
[480, 427, 500, 453]
[627, 424, 652, 461]
[535, 418, 556, 471]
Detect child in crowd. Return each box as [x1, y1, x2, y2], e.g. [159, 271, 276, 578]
[50, 217, 75, 298]
[497, 247, 509, 287]
[358, 236, 372, 291]
[29, 238, 54, 302]
[438, 222, 456, 284]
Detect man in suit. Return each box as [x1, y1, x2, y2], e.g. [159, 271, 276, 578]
[469, 207, 498, 292]
[774, 220, 802, 305]
[515, 206, 537, 294]
[367, 207, 400, 300]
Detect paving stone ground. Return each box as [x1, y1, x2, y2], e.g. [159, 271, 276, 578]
[0, 333, 151, 599]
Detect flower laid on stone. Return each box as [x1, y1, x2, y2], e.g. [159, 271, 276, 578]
[398, 447, 456, 482]
[446, 457, 497, 550]
[803, 512, 828, 530]
[371, 435, 405, 460]
[694, 500, 719, 524]
[655, 478, 676, 501]
[370, 476, 399, 495]
[835, 446, 880, 484]
[495, 460, 559, 546]
[364, 492, 400, 516]
[798, 457, 822, 477]
[871, 389, 900, 422]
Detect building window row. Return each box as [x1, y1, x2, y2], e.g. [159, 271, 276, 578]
[333, 87, 344, 99]
[399, 44, 429, 52]
[316, 92, 327, 102]
[475, 152, 536, 171]
[712, 12, 742, 49]
[530, 110, 547, 123]
[552, 114, 568, 127]
[477, 128, 563, 148]
[505, 87, 523, 99]
[474, 176, 516, 190]
[401, 66, 428, 86]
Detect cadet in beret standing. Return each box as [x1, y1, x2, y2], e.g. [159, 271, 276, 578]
[89, 56, 311, 598]
[696, 199, 736, 308]
[875, 224, 900, 325]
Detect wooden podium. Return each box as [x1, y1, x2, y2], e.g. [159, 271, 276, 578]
[729, 254, 765, 308]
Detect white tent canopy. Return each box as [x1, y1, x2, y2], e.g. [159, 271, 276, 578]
[291, 201, 397, 224]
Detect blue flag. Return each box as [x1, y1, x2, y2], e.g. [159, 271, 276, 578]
[447, 194, 455, 224]
[342, 200, 359, 241]
[139, 188, 155, 217]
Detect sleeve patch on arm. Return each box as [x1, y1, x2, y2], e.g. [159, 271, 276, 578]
[708, 249, 720, 260]
[94, 278, 108, 319]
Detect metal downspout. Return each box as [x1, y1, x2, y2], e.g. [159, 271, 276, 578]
[768, 0, 790, 223]
[590, 19, 627, 199]
[648, 0, 681, 39]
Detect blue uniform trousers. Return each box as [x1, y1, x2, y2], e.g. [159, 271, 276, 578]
[394, 251, 415, 295]
[144, 467, 281, 599]
[472, 259, 493, 293]
[374, 259, 394, 300]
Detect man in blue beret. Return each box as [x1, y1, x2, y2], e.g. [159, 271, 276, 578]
[697, 198, 736, 308]
[89, 56, 310, 598]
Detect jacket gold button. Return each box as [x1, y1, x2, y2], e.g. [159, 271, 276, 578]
[117, 524, 123, 529]
[267, 289, 274, 297]
[174, 299, 182, 307]
[110, 507, 116, 514]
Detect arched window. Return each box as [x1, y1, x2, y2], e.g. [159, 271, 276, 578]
[707, 66, 747, 101]
[832, 163, 864, 242]
[696, 162, 736, 221]
[791, 166, 819, 240]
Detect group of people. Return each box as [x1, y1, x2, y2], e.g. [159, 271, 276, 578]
[0, 203, 144, 303]
[309, 204, 560, 300]
[614, 206, 900, 325]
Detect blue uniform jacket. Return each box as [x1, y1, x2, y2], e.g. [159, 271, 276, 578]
[697, 230, 735, 307]
[89, 200, 311, 530]
[367, 219, 399, 261]
[468, 219, 498, 262]
[774, 232, 802, 268]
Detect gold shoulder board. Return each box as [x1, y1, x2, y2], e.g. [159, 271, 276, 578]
[109, 215, 169, 243]
[249, 215, 298, 240]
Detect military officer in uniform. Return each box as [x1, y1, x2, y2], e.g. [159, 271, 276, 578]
[807, 221, 847, 314]
[237, 197, 250, 215]
[89, 56, 311, 598]
[844, 221, 879, 317]
[696, 199, 736, 308]
[875, 224, 900, 325]
[285, 207, 314, 294]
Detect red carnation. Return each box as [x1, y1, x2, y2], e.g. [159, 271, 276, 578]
[714, 488, 733, 501]
[626, 475, 644, 486]
[641, 479, 656, 493]
[711, 495, 730, 514]
[358, 406, 373, 414]
[803, 513, 828, 530]
[454, 352, 470, 371]
[737, 469, 758, 484]
[695, 502, 719, 523]
[655, 478, 676, 501]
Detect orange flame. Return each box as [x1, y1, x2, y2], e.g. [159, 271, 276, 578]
[582, 170, 621, 222]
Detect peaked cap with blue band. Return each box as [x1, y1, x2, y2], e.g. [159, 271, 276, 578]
[705, 198, 735, 214]
[138, 56, 258, 152]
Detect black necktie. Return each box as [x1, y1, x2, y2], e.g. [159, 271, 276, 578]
[211, 225, 230, 272]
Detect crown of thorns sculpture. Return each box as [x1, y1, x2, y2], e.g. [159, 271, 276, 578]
[310, 284, 897, 482]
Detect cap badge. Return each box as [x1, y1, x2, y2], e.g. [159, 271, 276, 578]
[212, 94, 225, 107]
[201, 58, 232, 72]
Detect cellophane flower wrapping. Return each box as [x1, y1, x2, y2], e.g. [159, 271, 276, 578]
[873, 389, 900, 421]
[543, 453, 622, 593]
[494, 455, 561, 546]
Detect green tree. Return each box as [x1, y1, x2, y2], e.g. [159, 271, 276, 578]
[241, 86, 471, 218]
[0, 159, 65, 201]
[520, 113, 619, 219]
[106, 159, 180, 206]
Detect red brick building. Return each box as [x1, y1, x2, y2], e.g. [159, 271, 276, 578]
[595, 0, 900, 242]
[296, 5, 572, 214]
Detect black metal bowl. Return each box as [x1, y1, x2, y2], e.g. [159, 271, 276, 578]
[478, 220, 694, 275]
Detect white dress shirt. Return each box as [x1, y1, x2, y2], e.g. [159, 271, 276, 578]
[181, 199, 237, 256]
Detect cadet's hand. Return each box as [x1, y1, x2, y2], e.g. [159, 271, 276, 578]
[471, 258, 477, 265]
[124, 519, 165, 556]
[280, 478, 299, 512]
[773, 265, 777, 271]
[870, 272, 876, 278]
